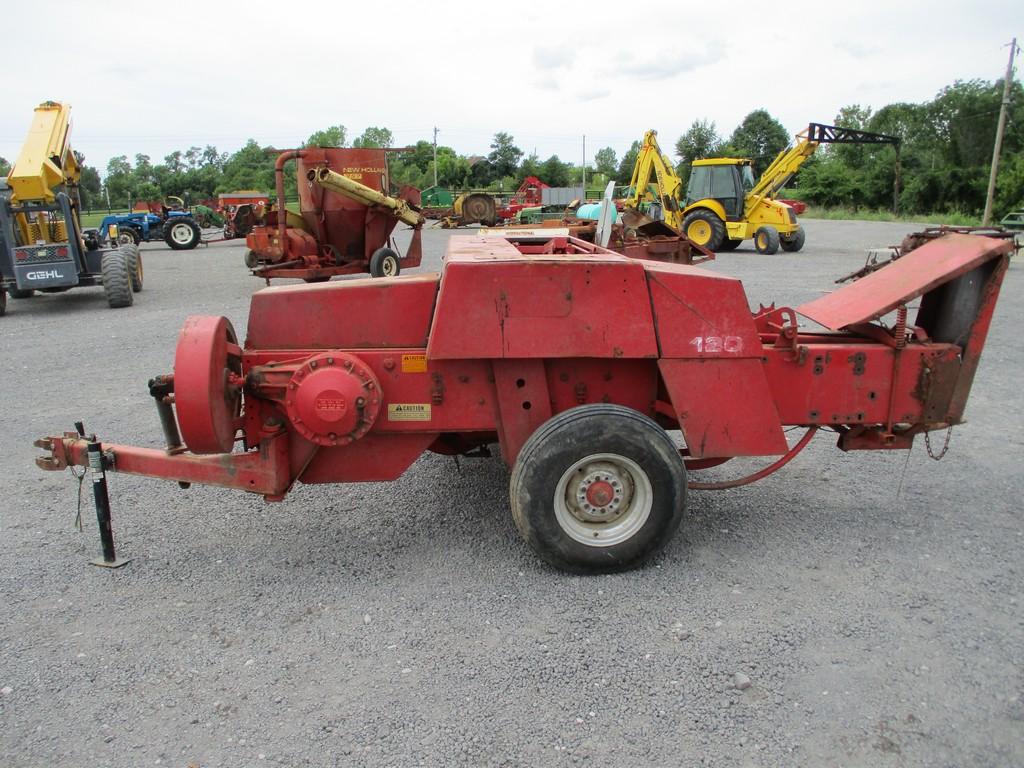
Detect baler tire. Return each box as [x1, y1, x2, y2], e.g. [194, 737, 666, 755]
[717, 238, 742, 251]
[101, 249, 134, 308]
[510, 404, 687, 574]
[8, 288, 35, 299]
[120, 244, 144, 292]
[682, 210, 726, 251]
[780, 226, 806, 252]
[164, 219, 201, 250]
[369, 247, 400, 278]
[754, 226, 781, 255]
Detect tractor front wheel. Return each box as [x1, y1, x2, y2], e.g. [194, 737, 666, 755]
[369, 247, 400, 278]
[510, 404, 687, 574]
[682, 210, 726, 251]
[101, 249, 134, 308]
[753, 226, 781, 254]
[165, 219, 201, 250]
[117, 227, 140, 246]
[780, 226, 806, 252]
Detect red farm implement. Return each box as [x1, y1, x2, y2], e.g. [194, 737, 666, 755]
[36, 233, 1011, 573]
[244, 148, 424, 282]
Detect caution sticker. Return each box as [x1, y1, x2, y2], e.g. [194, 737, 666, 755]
[388, 403, 431, 422]
[401, 353, 428, 373]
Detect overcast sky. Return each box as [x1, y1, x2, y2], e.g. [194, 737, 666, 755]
[1, 0, 1020, 179]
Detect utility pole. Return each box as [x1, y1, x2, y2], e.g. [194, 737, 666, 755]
[582, 134, 586, 196]
[432, 126, 439, 188]
[983, 37, 1018, 225]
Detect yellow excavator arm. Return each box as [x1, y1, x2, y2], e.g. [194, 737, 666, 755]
[748, 127, 819, 199]
[625, 130, 684, 229]
[7, 101, 80, 205]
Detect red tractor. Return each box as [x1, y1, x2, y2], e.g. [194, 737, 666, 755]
[36, 233, 1011, 573]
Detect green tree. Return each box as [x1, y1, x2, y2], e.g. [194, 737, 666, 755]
[305, 125, 347, 148]
[0, 156, 9, 176]
[674, 119, 721, 184]
[518, 152, 541, 183]
[539, 155, 570, 187]
[594, 147, 617, 177]
[74, 151, 102, 210]
[352, 126, 393, 148]
[617, 140, 641, 182]
[728, 109, 790, 168]
[488, 132, 523, 179]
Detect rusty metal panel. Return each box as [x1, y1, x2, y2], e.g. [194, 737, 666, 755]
[797, 234, 1012, 330]
[659, 359, 787, 457]
[427, 237, 658, 360]
[644, 263, 763, 358]
[245, 274, 439, 349]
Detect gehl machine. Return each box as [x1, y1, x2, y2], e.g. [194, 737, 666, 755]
[0, 101, 143, 316]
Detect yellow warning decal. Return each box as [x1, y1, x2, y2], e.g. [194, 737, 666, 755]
[401, 353, 428, 373]
[387, 403, 431, 422]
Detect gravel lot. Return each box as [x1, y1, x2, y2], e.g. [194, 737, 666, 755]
[1, 220, 1021, 767]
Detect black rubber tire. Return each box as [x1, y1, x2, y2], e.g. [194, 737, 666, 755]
[682, 209, 726, 251]
[101, 249, 134, 308]
[780, 226, 806, 252]
[303, 276, 331, 283]
[753, 226, 781, 255]
[120, 244, 143, 292]
[510, 404, 687, 574]
[369, 247, 400, 278]
[717, 238, 742, 251]
[116, 227, 140, 246]
[164, 218, 201, 250]
[244, 249, 259, 269]
[0, 287, 6, 316]
[8, 288, 35, 299]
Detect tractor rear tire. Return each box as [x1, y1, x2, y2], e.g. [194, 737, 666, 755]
[780, 226, 806, 252]
[101, 249, 134, 308]
[510, 404, 687, 574]
[369, 247, 400, 278]
[120, 244, 144, 292]
[164, 219, 201, 250]
[753, 226, 781, 255]
[682, 210, 726, 251]
[8, 288, 35, 299]
[717, 238, 742, 251]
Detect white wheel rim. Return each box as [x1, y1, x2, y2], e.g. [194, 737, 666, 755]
[170, 222, 193, 244]
[382, 256, 397, 276]
[553, 452, 653, 547]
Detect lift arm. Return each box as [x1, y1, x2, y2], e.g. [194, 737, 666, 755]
[625, 130, 684, 229]
[750, 122, 900, 200]
[7, 101, 80, 205]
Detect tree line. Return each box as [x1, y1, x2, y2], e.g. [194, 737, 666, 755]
[1, 76, 1019, 217]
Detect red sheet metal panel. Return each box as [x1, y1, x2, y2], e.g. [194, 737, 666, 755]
[427, 237, 658, 360]
[658, 359, 787, 457]
[644, 263, 763, 358]
[797, 234, 1012, 330]
[245, 274, 439, 349]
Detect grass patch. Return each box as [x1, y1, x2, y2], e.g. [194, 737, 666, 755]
[800, 206, 982, 226]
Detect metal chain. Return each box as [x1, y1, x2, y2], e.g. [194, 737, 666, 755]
[71, 465, 86, 531]
[924, 426, 953, 461]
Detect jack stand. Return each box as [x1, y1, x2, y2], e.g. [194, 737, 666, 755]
[86, 440, 130, 569]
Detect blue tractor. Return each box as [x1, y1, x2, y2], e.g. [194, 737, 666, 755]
[96, 197, 202, 250]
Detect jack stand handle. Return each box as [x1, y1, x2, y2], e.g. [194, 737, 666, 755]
[86, 441, 130, 569]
